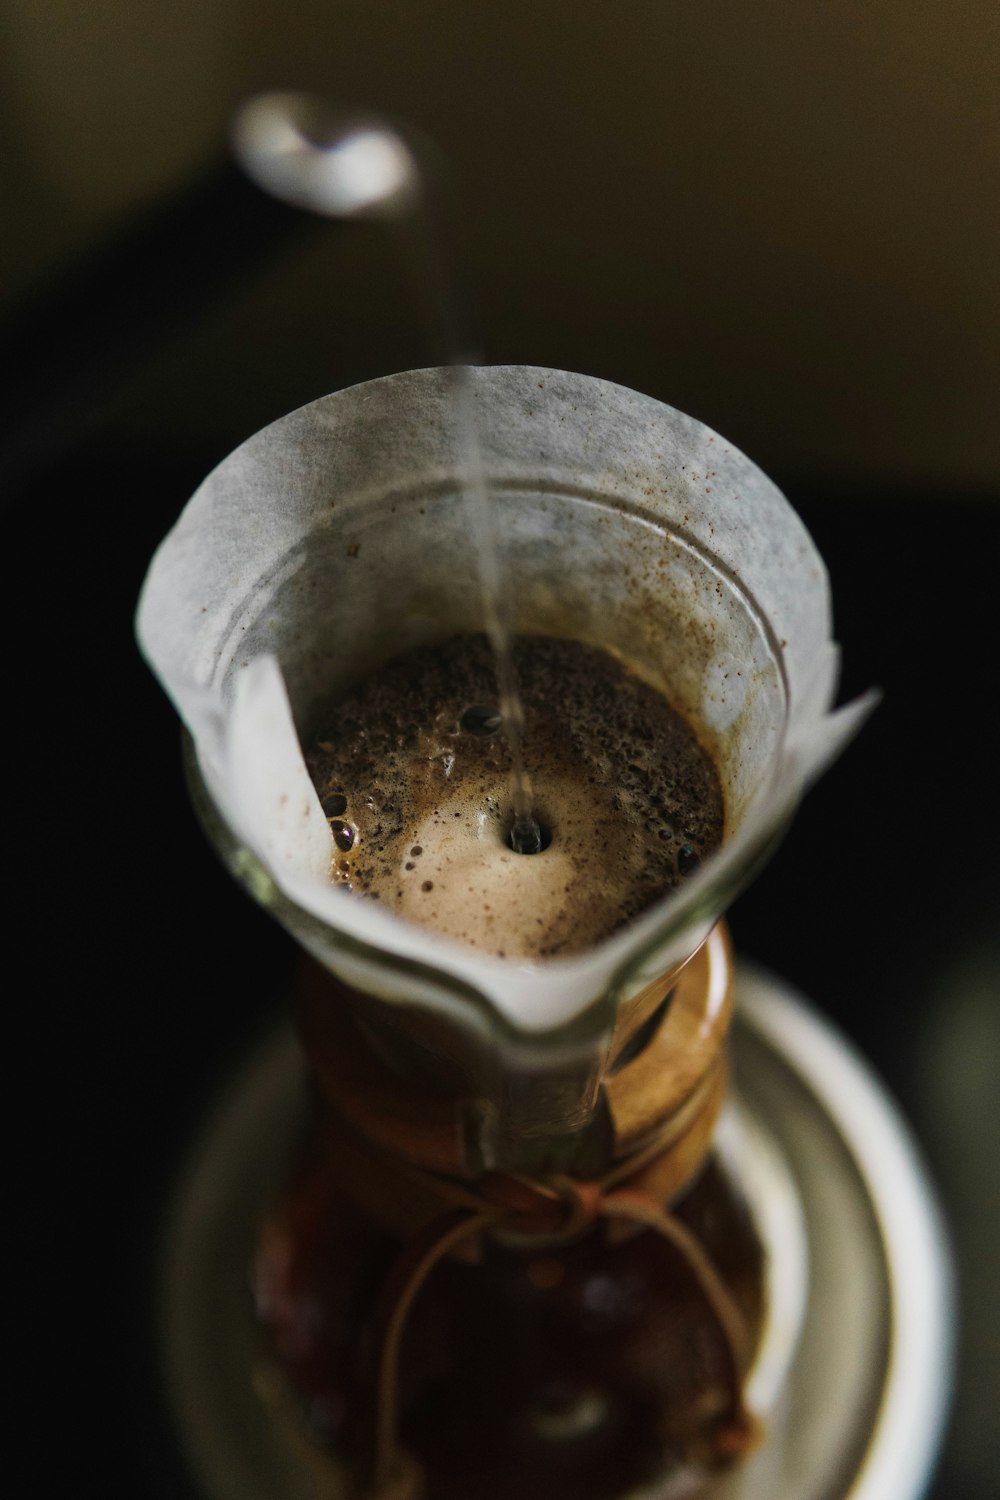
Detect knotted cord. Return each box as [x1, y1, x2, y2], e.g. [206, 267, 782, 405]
[367, 1153, 755, 1497]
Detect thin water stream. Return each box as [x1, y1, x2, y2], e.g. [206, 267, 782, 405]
[446, 363, 540, 854]
[232, 94, 541, 853]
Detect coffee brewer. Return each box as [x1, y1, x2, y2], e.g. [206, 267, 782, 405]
[138, 367, 950, 1500]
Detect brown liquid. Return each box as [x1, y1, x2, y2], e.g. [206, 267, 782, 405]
[256, 1136, 763, 1500]
[306, 635, 724, 959]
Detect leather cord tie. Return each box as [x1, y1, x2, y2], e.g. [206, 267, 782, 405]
[366, 1158, 755, 1499]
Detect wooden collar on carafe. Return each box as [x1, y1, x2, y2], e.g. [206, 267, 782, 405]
[296, 923, 734, 1242]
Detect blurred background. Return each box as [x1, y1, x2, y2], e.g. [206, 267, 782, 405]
[3, 3, 997, 1497]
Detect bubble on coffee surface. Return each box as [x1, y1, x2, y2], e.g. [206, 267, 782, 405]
[677, 843, 701, 875]
[461, 704, 502, 736]
[329, 819, 355, 853]
[305, 635, 724, 960]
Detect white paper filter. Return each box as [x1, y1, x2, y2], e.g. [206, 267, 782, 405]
[137, 367, 873, 1035]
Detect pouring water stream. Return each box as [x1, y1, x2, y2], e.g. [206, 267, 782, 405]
[231, 91, 542, 854]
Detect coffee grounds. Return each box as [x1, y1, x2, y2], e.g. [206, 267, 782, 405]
[306, 635, 723, 960]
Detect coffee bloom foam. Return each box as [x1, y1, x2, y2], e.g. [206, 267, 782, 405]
[305, 635, 726, 961]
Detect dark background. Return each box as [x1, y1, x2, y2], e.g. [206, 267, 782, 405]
[4, 7, 998, 1496]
